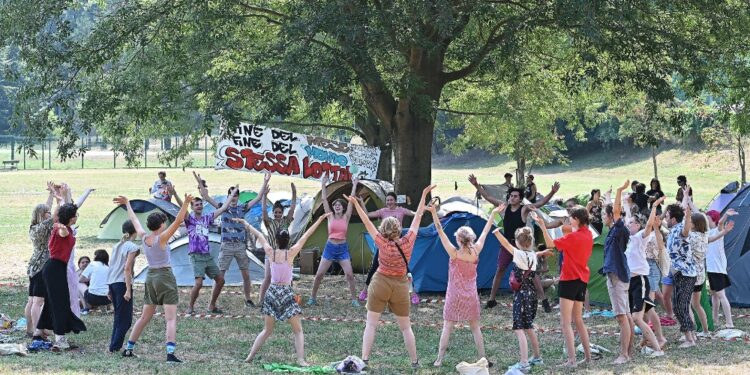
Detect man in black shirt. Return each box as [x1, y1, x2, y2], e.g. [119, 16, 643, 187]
[469, 174, 560, 312]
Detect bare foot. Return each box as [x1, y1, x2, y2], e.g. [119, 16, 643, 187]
[433, 358, 442, 367]
[613, 355, 630, 365]
[297, 359, 309, 367]
[577, 358, 591, 367]
[244, 354, 254, 363]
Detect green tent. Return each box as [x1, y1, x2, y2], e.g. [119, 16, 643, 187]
[98, 199, 180, 240]
[305, 179, 393, 272]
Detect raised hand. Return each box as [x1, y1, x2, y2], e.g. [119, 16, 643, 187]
[321, 174, 329, 186]
[231, 217, 247, 224]
[264, 172, 272, 183]
[725, 220, 735, 232]
[184, 193, 194, 203]
[468, 174, 479, 187]
[352, 176, 360, 185]
[113, 196, 129, 206]
[425, 204, 437, 214]
[619, 180, 630, 191]
[422, 184, 437, 196]
[726, 209, 738, 216]
[342, 194, 358, 205]
[320, 212, 333, 220]
[551, 182, 561, 193]
[46, 181, 55, 193]
[654, 196, 667, 206]
[492, 202, 506, 214]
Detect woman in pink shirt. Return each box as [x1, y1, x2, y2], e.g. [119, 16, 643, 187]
[358, 192, 417, 302]
[308, 176, 360, 306]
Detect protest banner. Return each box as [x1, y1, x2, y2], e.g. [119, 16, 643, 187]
[216, 123, 381, 182]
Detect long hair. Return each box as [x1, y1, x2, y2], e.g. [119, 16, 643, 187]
[30, 204, 50, 229]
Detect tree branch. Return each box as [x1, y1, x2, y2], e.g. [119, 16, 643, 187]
[441, 16, 517, 83]
[265, 120, 368, 139]
[437, 107, 498, 116]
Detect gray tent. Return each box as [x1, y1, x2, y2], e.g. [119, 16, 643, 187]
[134, 232, 264, 287]
[721, 185, 750, 306]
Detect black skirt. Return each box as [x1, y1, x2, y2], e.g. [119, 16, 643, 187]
[28, 272, 46, 298]
[707, 272, 731, 292]
[37, 259, 87, 335]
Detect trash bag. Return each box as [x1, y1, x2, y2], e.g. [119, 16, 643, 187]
[455, 357, 490, 375]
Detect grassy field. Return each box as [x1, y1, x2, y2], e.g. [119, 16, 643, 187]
[0, 145, 747, 374]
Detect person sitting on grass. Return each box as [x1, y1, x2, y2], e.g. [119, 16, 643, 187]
[234, 213, 329, 366]
[495, 224, 554, 373]
[79, 249, 112, 314]
[114, 193, 191, 362]
[347, 185, 433, 371]
[428, 203, 502, 367]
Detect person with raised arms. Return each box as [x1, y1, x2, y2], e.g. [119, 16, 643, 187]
[357, 192, 416, 303]
[308, 175, 360, 306]
[36, 183, 87, 351]
[197, 172, 270, 308]
[665, 186, 697, 348]
[533, 206, 593, 369]
[105, 220, 141, 354]
[428, 203, 503, 367]
[598, 180, 634, 364]
[184, 174, 234, 314]
[258, 177, 297, 304]
[495, 221, 554, 373]
[469, 174, 560, 312]
[234, 212, 329, 366]
[114, 193, 191, 362]
[624, 196, 667, 358]
[705, 209, 737, 329]
[346, 185, 434, 370]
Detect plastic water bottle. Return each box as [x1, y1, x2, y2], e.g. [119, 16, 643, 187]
[16, 317, 27, 329]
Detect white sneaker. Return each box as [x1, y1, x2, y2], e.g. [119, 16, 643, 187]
[697, 331, 711, 339]
[641, 347, 665, 358]
[52, 337, 70, 351]
[582, 311, 591, 319]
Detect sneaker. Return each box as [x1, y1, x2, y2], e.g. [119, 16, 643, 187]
[542, 299, 552, 313]
[508, 362, 531, 373]
[351, 300, 361, 307]
[635, 326, 642, 335]
[166, 353, 182, 363]
[306, 297, 317, 306]
[245, 300, 255, 308]
[81, 309, 89, 316]
[207, 307, 224, 314]
[358, 290, 367, 301]
[641, 347, 665, 358]
[411, 360, 420, 369]
[529, 357, 544, 366]
[697, 331, 711, 339]
[582, 311, 591, 319]
[411, 293, 420, 305]
[52, 337, 70, 352]
[122, 349, 137, 358]
[485, 300, 497, 309]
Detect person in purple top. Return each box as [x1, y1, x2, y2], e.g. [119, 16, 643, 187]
[183, 187, 233, 314]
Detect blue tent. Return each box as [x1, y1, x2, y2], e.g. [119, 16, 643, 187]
[364, 212, 504, 293]
[202, 193, 271, 231]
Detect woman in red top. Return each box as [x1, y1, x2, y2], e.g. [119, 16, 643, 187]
[533, 206, 593, 368]
[345, 184, 434, 371]
[37, 201, 87, 351]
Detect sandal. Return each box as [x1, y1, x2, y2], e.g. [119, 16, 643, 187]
[207, 307, 224, 314]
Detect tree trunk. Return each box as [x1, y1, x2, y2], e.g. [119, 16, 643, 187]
[651, 145, 658, 180]
[392, 108, 435, 209]
[739, 134, 746, 185]
[516, 156, 526, 188]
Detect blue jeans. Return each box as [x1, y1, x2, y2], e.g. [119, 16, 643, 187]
[322, 241, 350, 261]
[108, 282, 133, 352]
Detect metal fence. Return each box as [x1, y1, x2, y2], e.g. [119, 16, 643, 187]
[0, 135, 215, 170]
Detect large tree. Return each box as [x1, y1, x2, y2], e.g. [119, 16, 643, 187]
[0, 1, 745, 204]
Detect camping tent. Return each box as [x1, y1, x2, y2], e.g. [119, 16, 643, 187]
[707, 181, 743, 212]
[98, 199, 181, 240]
[440, 196, 488, 218]
[306, 179, 393, 272]
[720, 184, 750, 307]
[201, 190, 271, 231]
[364, 212, 501, 293]
[133, 232, 264, 287]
